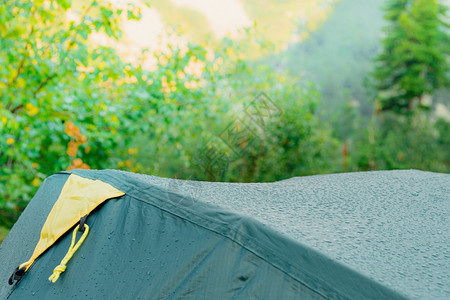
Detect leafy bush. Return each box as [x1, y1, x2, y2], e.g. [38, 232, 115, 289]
[1, 1, 337, 229]
[344, 112, 450, 173]
[1, 0, 144, 226]
[134, 38, 339, 182]
[2, 0, 447, 234]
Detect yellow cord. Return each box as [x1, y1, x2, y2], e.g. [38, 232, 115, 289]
[48, 224, 89, 283]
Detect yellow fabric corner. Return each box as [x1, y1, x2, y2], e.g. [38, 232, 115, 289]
[20, 174, 125, 272]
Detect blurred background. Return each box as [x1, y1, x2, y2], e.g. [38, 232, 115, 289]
[1, 0, 449, 240]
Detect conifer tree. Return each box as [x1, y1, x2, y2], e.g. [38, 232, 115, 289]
[373, 0, 449, 113]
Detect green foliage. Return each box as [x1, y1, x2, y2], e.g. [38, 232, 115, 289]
[0, 0, 145, 226]
[222, 83, 338, 182]
[1, 0, 338, 230]
[373, 0, 449, 113]
[134, 37, 338, 182]
[1, 0, 448, 238]
[349, 113, 450, 173]
[282, 0, 450, 175]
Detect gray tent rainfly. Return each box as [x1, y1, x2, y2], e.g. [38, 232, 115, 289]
[0, 169, 449, 299]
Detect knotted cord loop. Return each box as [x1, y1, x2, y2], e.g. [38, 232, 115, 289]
[48, 223, 89, 283]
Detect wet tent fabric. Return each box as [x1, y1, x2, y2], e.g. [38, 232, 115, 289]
[13, 174, 125, 274]
[0, 170, 449, 299]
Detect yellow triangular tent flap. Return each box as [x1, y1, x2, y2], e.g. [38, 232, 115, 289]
[19, 173, 125, 271]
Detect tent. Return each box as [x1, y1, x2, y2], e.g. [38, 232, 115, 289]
[0, 169, 448, 299]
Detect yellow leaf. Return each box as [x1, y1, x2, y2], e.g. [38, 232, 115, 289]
[65, 121, 80, 137]
[159, 56, 168, 66]
[32, 177, 40, 187]
[72, 158, 83, 167]
[177, 70, 185, 79]
[67, 141, 78, 157]
[26, 103, 39, 116]
[110, 115, 119, 124]
[128, 148, 138, 155]
[76, 133, 87, 144]
[17, 78, 26, 88]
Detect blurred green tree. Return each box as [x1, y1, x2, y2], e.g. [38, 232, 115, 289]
[0, 0, 144, 227]
[373, 0, 449, 113]
[1, 1, 335, 232]
[134, 36, 339, 183]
